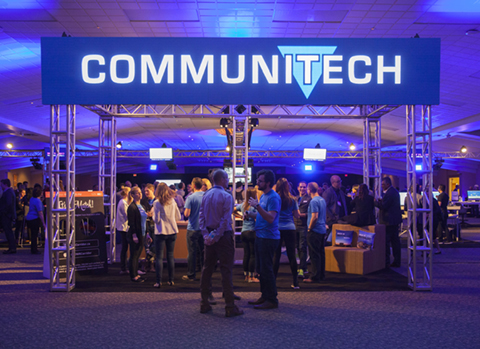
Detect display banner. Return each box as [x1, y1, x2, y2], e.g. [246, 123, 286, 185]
[41, 37, 440, 105]
[46, 191, 107, 275]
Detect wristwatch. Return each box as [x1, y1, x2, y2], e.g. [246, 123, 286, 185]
[255, 203, 260, 209]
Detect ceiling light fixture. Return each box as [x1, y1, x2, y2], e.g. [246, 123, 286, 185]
[116, 141, 123, 149]
[226, 145, 231, 152]
[460, 145, 467, 153]
[6, 143, 13, 149]
[220, 118, 229, 128]
[249, 118, 259, 128]
[349, 143, 356, 151]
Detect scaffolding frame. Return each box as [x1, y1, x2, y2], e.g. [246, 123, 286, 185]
[98, 116, 117, 263]
[406, 105, 433, 291]
[48, 105, 76, 292]
[363, 116, 382, 199]
[45, 103, 434, 291]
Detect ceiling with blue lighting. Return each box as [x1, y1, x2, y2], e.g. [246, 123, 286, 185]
[1, 0, 480, 177]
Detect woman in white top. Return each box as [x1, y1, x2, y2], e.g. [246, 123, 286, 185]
[116, 187, 131, 275]
[153, 182, 181, 288]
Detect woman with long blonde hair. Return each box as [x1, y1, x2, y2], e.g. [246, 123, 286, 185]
[116, 187, 132, 275]
[153, 182, 181, 288]
[234, 188, 259, 282]
[274, 178, 300, 289]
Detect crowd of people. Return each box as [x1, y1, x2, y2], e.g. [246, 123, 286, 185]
[1, 171, 451, 316]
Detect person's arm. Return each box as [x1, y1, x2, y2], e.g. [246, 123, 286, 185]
[308, 212, 318, 231]
[174, 201, 181, 222]
[184, 208, 191, 218]
[248, 197, 277, 224]
[293, 209, 300, 219]
[214, 194, 234, 239]
[199, 196, 207, 236]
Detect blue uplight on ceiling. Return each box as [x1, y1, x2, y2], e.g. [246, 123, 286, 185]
[305, 164, 313, 171]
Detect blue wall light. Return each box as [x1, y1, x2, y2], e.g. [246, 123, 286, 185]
[305, 164, 313, 171]
[415, 164, 422, 171]
[150, 164, 158, 171]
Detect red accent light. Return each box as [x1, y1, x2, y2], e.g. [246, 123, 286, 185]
[344, 174, 348, 177]
[133, 174, 137, 177]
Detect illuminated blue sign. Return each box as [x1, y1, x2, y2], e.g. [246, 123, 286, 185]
[41, 38, 440, 105]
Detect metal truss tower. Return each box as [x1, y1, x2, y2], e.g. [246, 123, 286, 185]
[363, 115, 382, 199]
[231, 113, 250, 198]
[48, 105, 76, 291]
[98, 116, 117, 263]
[406, 105, 433, 291]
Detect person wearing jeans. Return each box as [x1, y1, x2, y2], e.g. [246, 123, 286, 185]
[24, 187, 46, 254]
[153, 183, 181, 287]
[304, 182, 327, 283]
[246, 169, 281, 310]
[182, 178, 205, 281]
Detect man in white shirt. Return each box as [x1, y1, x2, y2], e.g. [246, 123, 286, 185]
[198, 169, 243, 318]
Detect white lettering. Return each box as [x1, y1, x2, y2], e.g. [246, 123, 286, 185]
[82, 55, 105, 84]
[141, 55, 174, 84]
[348, 55, 372, 84]
[181, 55, 214, 84]
[221, 55, 245, 84]
[323, 55, 343, 84]
[296, 55, 319, 85]
[110, 55, 135, 84]
[252, 55, 278, 84]
[285, 55, 292, 84]
[377, 55, 401, 84]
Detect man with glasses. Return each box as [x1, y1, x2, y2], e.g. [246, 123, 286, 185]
[294, 181, 311, 278]
[322, 175, 348, 238]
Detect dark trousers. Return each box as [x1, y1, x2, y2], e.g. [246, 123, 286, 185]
[295, 225, 308, 271]
[273, 229, 298, 287]
[241, 230, 256, 274]
[201, 231, 235, 310]
[15, 218, 24, 241]
[186, 229, 204, 279]
[386, 224, 401, 267]
[128, 233, 144, 279]
[155, 234, 177, 283]
[2, 216, 16, 251]
[307, 231, 325, 281]
[119, 231, 128, 271]
[26, 218, 41, 253]
[256, 237, 279, 304]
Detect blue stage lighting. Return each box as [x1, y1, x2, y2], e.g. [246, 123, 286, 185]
[305, 164, 313, 171]
[415, 164, 422, 171]
[150, 164, 157, 171]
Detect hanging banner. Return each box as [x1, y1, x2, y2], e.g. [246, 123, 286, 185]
[41, 37, 440, 105]
[46, 191, 107, 275]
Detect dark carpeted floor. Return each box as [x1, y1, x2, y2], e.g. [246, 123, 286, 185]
[73, 262, 409, 292]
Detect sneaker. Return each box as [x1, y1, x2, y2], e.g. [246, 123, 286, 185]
[182, 275, 197, 281]
[291, 284, 300, 290]
[153, 282, 161, 288]
[248, 276, 260, 283]
[297, 269, 304, 278]
[167, 281, 174, 286]
[137, 270, 146, 275]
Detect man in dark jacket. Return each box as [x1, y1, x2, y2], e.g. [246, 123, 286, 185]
[0, 179, 17, 254]
[437, 184, 451, 242]
[376, 177, 403, 268]
[322, 175, 348, 230]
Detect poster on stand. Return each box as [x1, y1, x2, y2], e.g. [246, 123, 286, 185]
[45, 191, 108, 276]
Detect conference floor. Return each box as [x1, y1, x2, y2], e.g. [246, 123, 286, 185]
[2, 230, 480, 349]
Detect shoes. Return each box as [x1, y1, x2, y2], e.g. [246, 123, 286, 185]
[222, 293, 241, 301]
[200, 304, 212, 314]
[137, 270, 146, 275]
[245, 275, 249, 281]
[248, 276, 260, 283]
[3, 250, 16, 254]
[248, 297, 265, 305]
[132, 277, 146, 283]
[291, 284, 300, 290]
[225, 306, 244, 318]
[390, 263, 401, 268]
[167, 281, 174, 286]
[254, 301, 278, 310]
[119, 270, 129, 275]
[182, 275, 197, 281]
[297, 269, 304, 278]
[434, 251, 442, 255]
[208, 294, 217, 305]
[153, 282, 161, 288]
